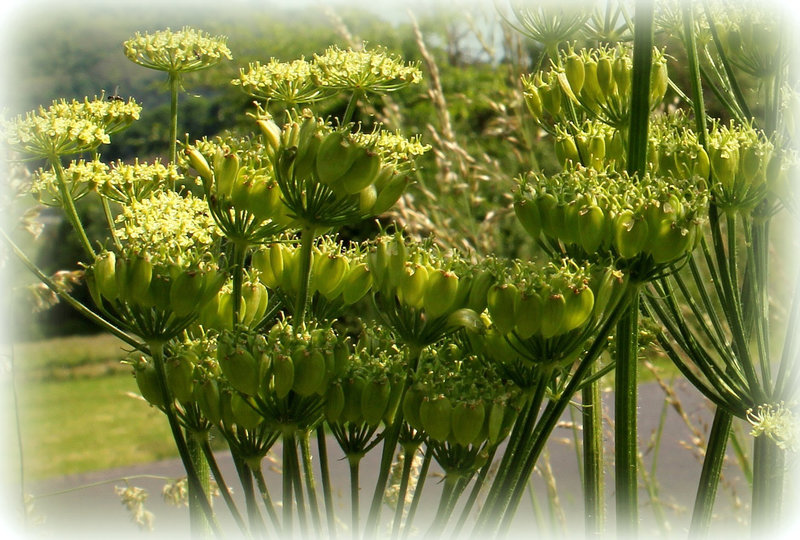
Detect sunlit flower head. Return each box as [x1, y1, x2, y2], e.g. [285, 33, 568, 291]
[124, 27, 232, 74]
[31, 159, 108, 206]
[50, 95, 142, 135]
[233, 58, 325, 105]
[115, 190, 220, 269]
[100, 159, 181, 204]
[747, 402, 799, 452]
[313, 44, 422, 94]
[352, 128, 430, 167]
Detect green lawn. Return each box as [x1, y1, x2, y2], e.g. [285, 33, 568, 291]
[8, 334, 176, 480]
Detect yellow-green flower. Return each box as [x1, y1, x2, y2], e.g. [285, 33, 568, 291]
[313, 44, 422, 94]
[2, 101, 111, 158]
[233, 58, 325, 105]
[50, 95, 142, 135]
[115, 190, 220, 269]
[100, 159, 181, 204]
[31, 159, 108, 206]
[124, 27, 232, 73]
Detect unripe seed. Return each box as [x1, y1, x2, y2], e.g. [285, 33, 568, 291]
[361, 378, 392, 427]
[487, 284, 519, 335]
[342, 376, 366, 424]
[324, 382, 346, 424]
[272, 354, 295, 399]
[135, 361, 165, 408]
[452, 401, 485, 446]
[419, 395, 452, 442]
[316, 131, 358, 185]
[402, 387, 426, 432]
[341, 263, 373, 305]
[219, 347, 259, 395]
[216, 153, 240, 198]
[94, 251, 118, 301]
[561, 287, 594, 333]
[422, 269, 459, 319]
[342, 148, 381, 195]
[292, 349, 327, 397]
[230, 393, 262, 430]
[170, 271, 205, 317]
[540, 290, 567, 339]
[194, 379, 221, 424]
[613, 210, 649, 259]
[565, 54, 585, 95]
[515, 292, 543, 339]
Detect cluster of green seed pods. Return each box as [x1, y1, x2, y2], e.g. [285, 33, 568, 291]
[197, 273, 269, 331]
[514, 166, 708, 264]
[89, 250, 224, 317]
[258, 109, 422, 226]
[186, 135, 296, 239]
[553, 120, 623, 170]
[714, 8, 788, 79]
[706, 120, 778, 212]
[524, 45, 669, 129]
[367, 234, 476, 320]
[324, 346, 405, 428]
[402, 344, 520, 449]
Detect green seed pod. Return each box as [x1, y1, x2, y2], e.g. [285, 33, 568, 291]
[333, 341, 350, 376]
[194, 379, 222, 424]
[295, 131, 321, 181]
[577, 205, 607, 254]
[240, 282, 266, 328]
[649, 223, 694, 264]
[588, 135, 606, 169]
[446, 308, 485, 333]
[555, 136, 580, 167]
[230, 393, 263, 430]
[740, 144, 764, 183]
[487, 283, 519, 335]
[342, 376, 366, 424]
[536, 192, 560, 238]
[216, 153, 240, 199]
[164, 356, 194, 403]
[268, 243, 286, 287]
[524, 86, 543, 121]
[361, 378, 392, 427]
[710, 146, 739, 191]
[422, 269, 459, 319]
[314, 254, 349, 299]
[170, 271, 205, 317]
[539, 290, 567, 339]
[372, 165, 395, 192]
[316, 131, 358, 185]
[272, 354, 295, 399]
[124, 255, 153, 302]
[256, 118, 282, 151]
[367, 239, 389, 291]
[341, 263, 373, 305]
[230, 170, 253, 210]
[342, 148, 381, 195]
[146, 274, 172, 310]
[85, 271, 104, 311]
[515, 291, 543, 340]
[383, 379, 403, 425]
[562, 287, 594, 333]
[613, 210, 649, 259]
[582, 59, 602, 102]
[219, 346, 258, 396]
[219, 389, 236, 430]
[217, 292, 238, 330]
[399, 264, 428, 309]
[514, 199, 542, 239]
[613, 56, 630, 97]
[324, 382, 346, 424]
[452, 401, 486, 447]
[402, 387, 426, 431]
[694, 148, 710, 179]
[487, 401, 506, 445]
[197, 293, 220, 329]
[251, 247, 278, 288]
[419, 395, 452, 442]
[650, 61, 669, 107]
[596, 57, 614, 97]
[559, 202, 580, 245]
[467, 269, 494, 313]
[135, 361, 165, 408]
[247, 180, 281, 222]
[292, 349, 327, 397]
[359, 184, 378, 214]
[186, 147, 213, 183]
[387, 234, 408, 287]
[540, 83, 562, 117]
[371, 172, 409, 215]
[94, 251, 118, 301]
[565, 54, 585, 95]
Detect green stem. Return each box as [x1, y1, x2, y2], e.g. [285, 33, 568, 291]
[626, 0, 654, 179]
[168, 72, 180, 170]
[282, 433, 294, 536]
[1, 230, 145, 352]
[363, 347, 423, 538]
[451, 446, 498, 537]
[582, 365, 604, 537]
[400, 444, 433, 540]
[199, 438, 249, 536]
[101, 197, 122, 251]
[681, 0, 708, 149]
[187, 433, 211, 537]
[231, 240, 248, 330]
[390, 445, 419, 540]
[317, 426, 336, 538]
[425, 473, 458, 537]
[349, 456, 361, 537]
[751, 435, 785, 537]
[294, 227, 315, 325]
[149, 342, 220, 536]
[50, 157, 95, 259]
[253, 466, 282, 534]
[615, 291, 640, 537]
[232, 452, 263, 536]
[342, 91, 362, 125]
[300, 431, 323, 535]
[689, 408, 732, 538]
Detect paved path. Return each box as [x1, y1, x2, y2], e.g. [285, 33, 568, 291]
[7, 380, 753, 539]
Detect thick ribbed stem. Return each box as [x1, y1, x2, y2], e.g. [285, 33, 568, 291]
[751, 435, 785, 537]
[294, 227, 315, 326]
[582, 365, 605, 537]
[187, 434, 211, 537]
[317, 426, 336, 538]
[689, 408, 732, 538]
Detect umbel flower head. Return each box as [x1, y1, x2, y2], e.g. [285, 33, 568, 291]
[313, 44, 422, 95]
[124, 27, 232, 74]
[747, 402, 799, 452]
[31, 159, 108, 206]
[234, 58, 324, 105]
[99, 159, 181, 204]
[115, 190, 220, 270]
[2, 100, 110, 158]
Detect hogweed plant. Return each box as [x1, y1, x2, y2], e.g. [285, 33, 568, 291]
[1, 0, 799, 538]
